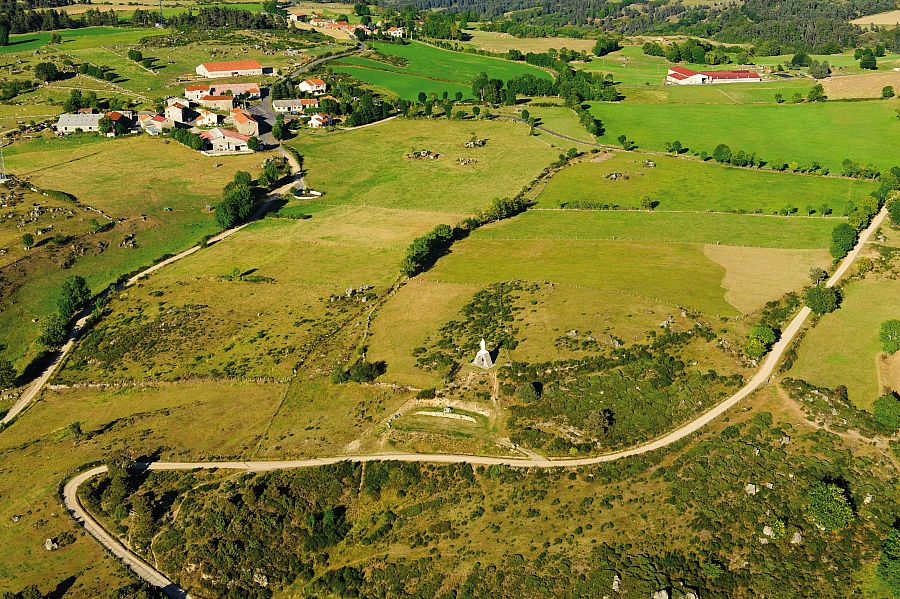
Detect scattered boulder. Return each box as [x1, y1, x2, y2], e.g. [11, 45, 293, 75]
[44, 538, 58, 551]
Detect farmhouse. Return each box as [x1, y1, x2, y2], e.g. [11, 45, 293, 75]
[299, 78, 327, 95]
[200, 127, 251, 153]
[195, 59, 264, 79]
[273, 98, 319, 113]
[386, 26, 405, 38]
[666, 66, 761, 85]
[55, 113, 102, 134]
[105, 110, 133, 135]
[230, 108, 260, 137]
[199, 95, 235, 111]
[164, 101, 194, 125]
[138, 113, 167, 135]
[309, 113, 333, 128]
[185, 83, 261, 101]
[195, 109, 220, 127]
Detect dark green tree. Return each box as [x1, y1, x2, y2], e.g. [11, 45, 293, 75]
[829, 222, 857, 258]
[38, 314, 68, 348]
[805, 285, 838, 314]
[34, 62, 59, 82]
[58, 275, 91, 320]
[806, 482, 854, 531]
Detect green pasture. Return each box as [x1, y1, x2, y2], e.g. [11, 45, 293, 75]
[622, 80, 815, 104]
[588, 100, 900, 172]
[330, 64, 469, 100]
[536, 152, 878, 214]
[293, 117, 558, 213]
[790, 277, 900, 410]
[1, 135, 269, 370]
[332, 40, 549, 99]
[3, 27, 166, 54]
[473, 210, 834, 249]
[424, 237, 736, 316]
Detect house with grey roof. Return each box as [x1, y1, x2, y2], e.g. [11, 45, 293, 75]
[55, 113, 102, 134]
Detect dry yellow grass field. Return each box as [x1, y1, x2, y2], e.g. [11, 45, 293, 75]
[822, 71, 900, 98]
[462, 30, 596, 54]
[703, 245, 830, 314]
[851, 9, 900, 25]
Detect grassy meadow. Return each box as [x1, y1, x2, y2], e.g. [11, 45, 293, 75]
[1, 134, 270, 371]
[589, 100, 900, 172]
[293, 117, 559, 213]
[332, 40, 550, 100]
[535, 152, 878, 214]
[790, 277, 900, 410]
[475, 210, 835, 249]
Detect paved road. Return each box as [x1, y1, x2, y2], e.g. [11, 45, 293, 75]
[62, 208, 888, 596]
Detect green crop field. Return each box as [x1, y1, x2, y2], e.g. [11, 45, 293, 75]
[588, 100, 900, 172]
[535, 152, 878, 214]
[473, 209, 835, 249]
[332, 41, 550, 99]
[293, 117, 558, 213]
[790, 277, 900, 410]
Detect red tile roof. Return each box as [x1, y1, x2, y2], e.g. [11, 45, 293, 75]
[701, 70, 761, 80]
[304, 78, 326, 86]
[185, 85, 211, 91]
[200, 59, 263, 73]
[201, 95, 233, 101]
[668, 66, 699, 77]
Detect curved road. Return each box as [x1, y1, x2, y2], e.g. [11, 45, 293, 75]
[61, 207, 889, 597]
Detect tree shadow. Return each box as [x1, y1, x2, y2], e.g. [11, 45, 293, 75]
[46, 576, 77, 599]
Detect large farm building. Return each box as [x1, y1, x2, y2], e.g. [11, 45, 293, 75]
[666, 66, 761, 85]
[196, 59, 265, 78]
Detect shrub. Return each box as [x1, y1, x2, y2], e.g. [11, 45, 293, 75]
[806, 482, 854, 531]
[881, 319, 900, 354]
[805, 285, 838, 315]
[38, 314, 68, 348]
[873, 393, 900, 432]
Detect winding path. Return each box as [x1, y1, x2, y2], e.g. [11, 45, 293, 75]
[0, 176, 300, 429]
[62, 207, 888, 597]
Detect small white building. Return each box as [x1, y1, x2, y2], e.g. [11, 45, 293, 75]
[195, 109, 219, 127]
[273, 98, 319, 113]
[200, 127, 251, 153]
[386, 27, 405, 38]
[164, 101, 193, 124]
[309, 113, 332, 128]
[195, 59, 264, 79]
[55, 113, 103, 134]
[298, 78, 327, 95]
[138, 113, 167, 135]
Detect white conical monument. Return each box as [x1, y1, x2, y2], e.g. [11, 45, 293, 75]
[472, 338, 493, 369]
